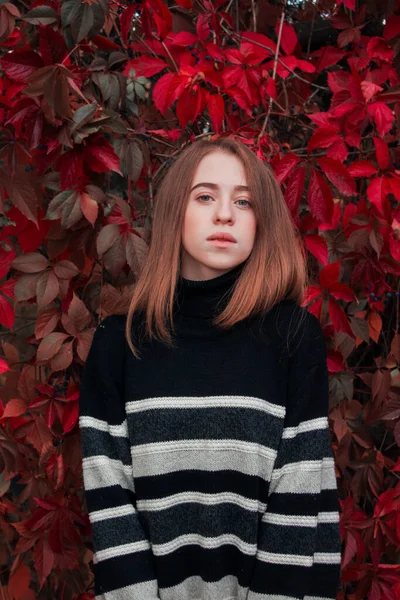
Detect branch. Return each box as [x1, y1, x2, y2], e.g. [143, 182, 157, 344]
[228, 29, 330, 92]
[257, 6, 285, 143]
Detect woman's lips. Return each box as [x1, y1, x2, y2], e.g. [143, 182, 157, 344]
[208, 239, 236, 248]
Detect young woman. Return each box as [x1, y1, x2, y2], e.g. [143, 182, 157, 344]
[79, 138, 342, 600]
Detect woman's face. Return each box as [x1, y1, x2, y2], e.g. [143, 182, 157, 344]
[181, 151, 257, 280]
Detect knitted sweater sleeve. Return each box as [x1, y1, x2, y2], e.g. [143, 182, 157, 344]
[247, 313, 342, 600]
[78, 315, 160, 600]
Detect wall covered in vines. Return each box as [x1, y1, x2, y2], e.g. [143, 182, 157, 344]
[0, 0, 400, 597]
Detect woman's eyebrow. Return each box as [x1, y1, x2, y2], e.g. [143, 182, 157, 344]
[190, 182, 250, 192]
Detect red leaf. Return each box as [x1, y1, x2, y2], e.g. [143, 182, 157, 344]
[0, 49, 43, 82]
[276, 55, 298, 79]
[307, 170, 334, 224]
[176, 86, 208, 129]
[39, 25, 68, 65]
[0, 358, 10, 374]
[196, 13, 211, 43]
[120, 4, 137, 45]
[369, 581, 381, 600]
[315, 46, 345, 73]
[33, 538, 54, 589]
[153, 72, 186, 116]
[373, 137, 390, 171]
[284, 166, 305, 215]
[61, 401, 79, 433]
[308, 128, 342, 152]
[171, 32, 198, 46]
[80, 191, 98, 226]
[0, 246, 16, 279]
[207, 94, 224, 134]
[276, 22, 298, 56]
[329, 282, 357, 302]
[271, 153, 302, 184]
[147, 0, 172, 39]
[36, 270, 60, 308]
[328, 297, 354, 337]
[175, 0, 192, 8]
[389, 233, 400, 262]
[265, 77, 276, 100]
[84, 136, 122, 176]
[2, 398, 28, 419]
[389, 178, 400, 201]
[342, 530, 358, 569]
[348, 160, 378, 177]
[303, 285, 323, 304]
[368, 102, 395, 137]
[240, 32, 276, 55]
[91, 34, 121, 51]
[8, 561, 30, 599]
[367, 177, 388, 214]
[383, 15, 400, 40]
[367, 37, 394, 63]
[361, 81, 383, 103]
[304, 234, 328, 266]
[0, 294, 14, 329]
[36, 333, 69, 362]
[56, 148, 86, 191]
[317, 157, 357, 196]
[295, 59, 316, 73]
[11, 252, 49, 274]
[123, 56, 168, 78]
[320, 260, 340, 289]
[307, 296, 323, 319]
[327, 139, 348, 162]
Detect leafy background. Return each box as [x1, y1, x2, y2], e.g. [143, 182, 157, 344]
[0, 0, 400, 597]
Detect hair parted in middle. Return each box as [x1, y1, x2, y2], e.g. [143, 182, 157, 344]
[125, 137, 309, 359]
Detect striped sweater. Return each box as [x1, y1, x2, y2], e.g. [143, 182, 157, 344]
[78, 266, 342, 600]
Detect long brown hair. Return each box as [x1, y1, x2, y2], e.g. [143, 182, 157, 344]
[125, 137, 308, 358]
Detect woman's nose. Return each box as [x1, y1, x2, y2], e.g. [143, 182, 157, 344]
[213, 201, 234, 223]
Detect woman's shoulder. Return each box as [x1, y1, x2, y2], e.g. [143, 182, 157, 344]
[259, 299, 324, 359]
[90, 314, 129, 355]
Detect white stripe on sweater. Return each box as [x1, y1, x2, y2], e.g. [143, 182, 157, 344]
[130, 439, 277, 479]
[126, 395, 286, 418]
[282, 417, 328, 438]
[79, 415, 128, 437]
[137, 491, 265, 512]
[262, 510, 340, 527]
[269, 458, 337, 494]
[82, 456, 134, 492]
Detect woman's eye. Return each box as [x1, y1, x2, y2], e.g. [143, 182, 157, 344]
[196, 195, 252, 207]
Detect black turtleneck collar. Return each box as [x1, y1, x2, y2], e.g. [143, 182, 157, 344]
[174, 262, 245, 319]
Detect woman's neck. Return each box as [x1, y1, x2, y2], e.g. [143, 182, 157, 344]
[174, 262, 245, 319]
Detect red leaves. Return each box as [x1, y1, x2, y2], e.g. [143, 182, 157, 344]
[0, 49, 43, 82]
[303, 259, 357, 338]
[177, 86, 208, 129]
[275, 22, 298, 56]
[307, 128, 342, 152]
[316, 157, 357, 197]
[123, 56, 168, 78]
[271, 153, 302, 184]
[153, 72, 186, 116]
[368, 102, 394, 136]
[0, 1, 399, 597]
[307, 169, 334, 224]
[207, 93, 224, 134]
[82, 134, 122, 176]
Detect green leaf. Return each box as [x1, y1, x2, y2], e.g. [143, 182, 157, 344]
[71, 103, 98, 130]
[76, 3, 94, 43]
[23, 6, 58, 25]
